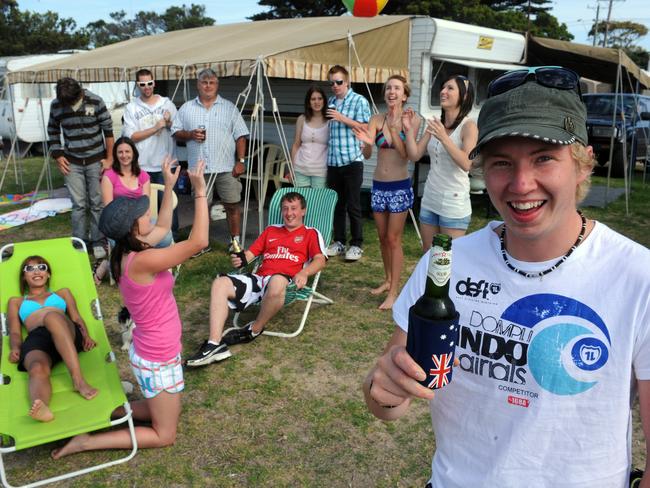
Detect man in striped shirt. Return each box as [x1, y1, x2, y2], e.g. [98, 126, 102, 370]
[172, 68, 249, 253]
[48, 77, 114, 259]
[325, 65, 371, 263]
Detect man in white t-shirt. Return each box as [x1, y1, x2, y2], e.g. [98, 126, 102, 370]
[122, 68, 179, 235]
[363, 67, 650, 488]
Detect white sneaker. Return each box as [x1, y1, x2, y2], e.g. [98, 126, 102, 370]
[210, 204, 226, 221]
[345, 245, 363, 261]
[93, 245, 107, 259]
[326, 241, 345, 257]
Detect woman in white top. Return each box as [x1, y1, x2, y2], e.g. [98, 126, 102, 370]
[290, 86, 329, 189]
[404, 75, 478, 250]
[352, 75, 414, 310]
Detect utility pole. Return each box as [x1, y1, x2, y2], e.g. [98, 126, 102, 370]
[593, 1, 600, 46]
[603, 0, 614, 47]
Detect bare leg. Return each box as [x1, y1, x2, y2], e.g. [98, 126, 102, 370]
[52, 391, 182, 459]
[24, 351, 54, 422]
[42, 311, 97, 400]
[208, 276, 237, 343]
[223, 202, 241, 238]
[112, 399, 152, 422]
[440, 226, 467, 239]
[420, 222, 440, 252]
[250, 275, 289, 334]
[379, 211, 408, 310]
[371, 211, 391, 295]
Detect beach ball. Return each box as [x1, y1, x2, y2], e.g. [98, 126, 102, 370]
[342, 0, 389, 17]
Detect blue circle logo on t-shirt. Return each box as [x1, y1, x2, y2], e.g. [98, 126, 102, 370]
[500, 294, 610, 396]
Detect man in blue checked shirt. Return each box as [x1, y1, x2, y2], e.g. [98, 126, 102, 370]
[325, 65, 371, 263]
[172, 68, 249, 253]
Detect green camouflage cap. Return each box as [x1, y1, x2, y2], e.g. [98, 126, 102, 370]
[469, 81, 588, 159]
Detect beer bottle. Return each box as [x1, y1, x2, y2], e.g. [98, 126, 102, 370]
[230, 238, 247, 268]
[406, 234, 459, 390]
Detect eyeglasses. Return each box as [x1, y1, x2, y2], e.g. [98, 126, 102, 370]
[24, 263, 48, 273]
[137, 80, 154, 88]
[487, 66, 581, 99]
[328, 80, 345, 87]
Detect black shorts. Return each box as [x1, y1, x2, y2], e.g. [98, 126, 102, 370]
[18, 323, 84, 372]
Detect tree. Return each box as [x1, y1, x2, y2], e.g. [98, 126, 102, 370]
[589, 20, 648, 48]
[84, 4, 215, 47]
[250, 0, 573, 40]
[0, 0, 88, 56]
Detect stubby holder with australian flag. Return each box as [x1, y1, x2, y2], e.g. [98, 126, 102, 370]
[406, 234, 460, 390]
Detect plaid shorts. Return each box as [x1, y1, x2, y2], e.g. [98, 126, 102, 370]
[129, 345, 184, 399]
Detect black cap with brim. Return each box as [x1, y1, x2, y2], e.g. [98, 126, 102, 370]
[99, 196, 149, 241]
[469, 81, 588, 160]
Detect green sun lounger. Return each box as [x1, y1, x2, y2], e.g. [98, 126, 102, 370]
[232, 187, 337, 338]
[0, 237, 137, 488]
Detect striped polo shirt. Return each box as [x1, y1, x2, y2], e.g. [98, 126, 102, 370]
[171, 96, 249, 173]
[47, 90, 113, 164]
[327, 88, 371, 167]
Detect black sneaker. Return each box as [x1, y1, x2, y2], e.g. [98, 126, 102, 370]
[222, 322, 263, 346]
[185, 341, 231, 367]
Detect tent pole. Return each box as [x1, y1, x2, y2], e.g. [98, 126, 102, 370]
[604, 61, 622, 208]
[36, 79, 53, 194]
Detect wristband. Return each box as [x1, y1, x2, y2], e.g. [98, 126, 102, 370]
[194, 195, 207, 199]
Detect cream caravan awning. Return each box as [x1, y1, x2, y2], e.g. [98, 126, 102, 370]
[7, 16, 411, 84]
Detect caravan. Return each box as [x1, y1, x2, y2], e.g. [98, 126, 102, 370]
[0, 52, 129, 153]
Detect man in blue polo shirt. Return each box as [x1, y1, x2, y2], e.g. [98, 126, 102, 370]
[325, 65, 371, 262]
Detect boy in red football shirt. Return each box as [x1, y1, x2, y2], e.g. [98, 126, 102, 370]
[186, 192, 327, 367]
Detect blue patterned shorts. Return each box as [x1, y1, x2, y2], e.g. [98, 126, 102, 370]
[371, 178, 414, 213]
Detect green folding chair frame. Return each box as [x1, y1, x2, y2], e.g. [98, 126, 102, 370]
[233, 187, 337, 338]
[0, 237, 137, 488]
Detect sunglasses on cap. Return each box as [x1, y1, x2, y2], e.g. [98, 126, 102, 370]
[328, 80, 345, 87]
[24, 263, 48, 273]
[487, 66, 581, 99]
[137, 80, 154, 88]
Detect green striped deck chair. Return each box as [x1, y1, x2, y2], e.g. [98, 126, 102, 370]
[233, 187, 337, 338]
[0, 237, 137, 488]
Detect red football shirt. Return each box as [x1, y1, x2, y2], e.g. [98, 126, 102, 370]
[248, 224, 326, 277]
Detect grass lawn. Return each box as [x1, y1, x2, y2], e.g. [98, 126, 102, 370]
[1, 158, 649, 487]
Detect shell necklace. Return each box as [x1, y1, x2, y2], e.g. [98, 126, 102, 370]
[499, 210, 587, 279]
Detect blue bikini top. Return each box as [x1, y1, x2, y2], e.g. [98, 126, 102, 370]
[18, 292, 67, 323]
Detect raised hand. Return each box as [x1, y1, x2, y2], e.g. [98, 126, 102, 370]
[161, 155, 180, 188]
[402, 108, 416, 133]
[188, 159, 207, 196]
[425, 117, 448, 142]
[352, 126, 374, 146]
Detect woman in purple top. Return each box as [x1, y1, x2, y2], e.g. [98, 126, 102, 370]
[52, 161, 209, 460]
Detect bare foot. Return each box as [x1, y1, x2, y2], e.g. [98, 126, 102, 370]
[29, 399, 54, 422]
[51, 434, 90, 460]
[378, 294, 398, 311]
[370, 281, 390, 295]
[74, 380, 99, 400]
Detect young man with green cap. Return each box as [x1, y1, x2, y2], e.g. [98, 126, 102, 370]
[363, 67, 650, 487]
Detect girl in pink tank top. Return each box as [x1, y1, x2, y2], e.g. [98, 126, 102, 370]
[52, 160, 210, 461]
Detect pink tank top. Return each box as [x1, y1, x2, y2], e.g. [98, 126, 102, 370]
[118, 252, 181, 361]
[105, 168, 149, 199]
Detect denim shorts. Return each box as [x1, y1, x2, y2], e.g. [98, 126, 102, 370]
[419, 207, 471, 230]
[371, 178, 414, 213]
[129, 346, 184, 399]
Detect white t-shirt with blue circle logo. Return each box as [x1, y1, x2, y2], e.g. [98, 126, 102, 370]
[393, 221, 650, 488]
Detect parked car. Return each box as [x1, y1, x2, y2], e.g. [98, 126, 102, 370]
[584, 93, 650, 177]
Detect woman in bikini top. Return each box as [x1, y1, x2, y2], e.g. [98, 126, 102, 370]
[351, 75, 414, 311]
[6, 255, 97, 423]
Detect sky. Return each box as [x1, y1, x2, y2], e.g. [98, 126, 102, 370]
[17, 0, 650, 52]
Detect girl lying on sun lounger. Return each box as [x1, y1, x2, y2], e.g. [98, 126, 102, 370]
[7, 255, 98, 422]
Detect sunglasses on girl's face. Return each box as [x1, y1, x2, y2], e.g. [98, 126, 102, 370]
[487, 66, 582, 99]
[24, 263, 48, 272]
[137, 80, 155, 88]
[329, 79, 345, 86]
